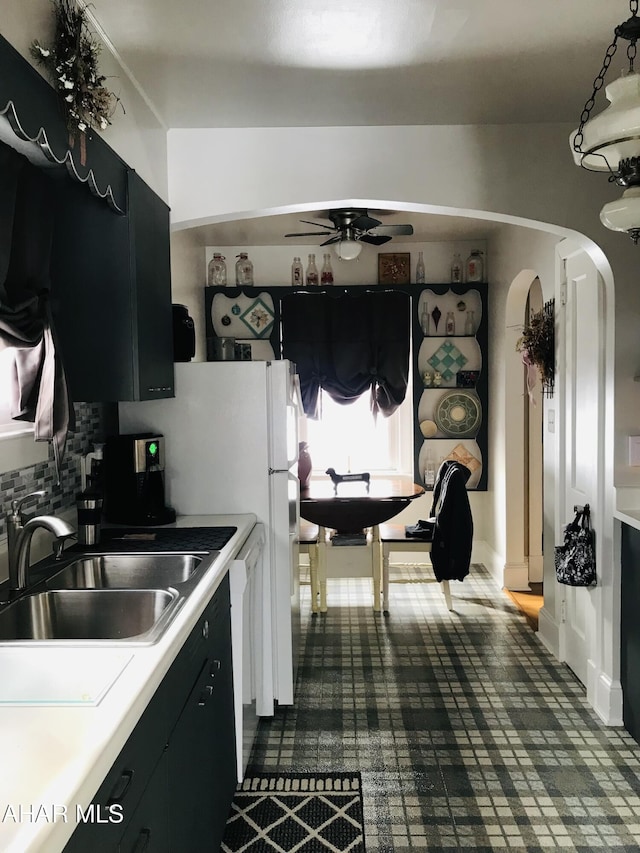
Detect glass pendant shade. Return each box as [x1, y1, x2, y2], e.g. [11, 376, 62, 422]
[334, 238, 363, 260]
[600, 186, 640, 239]
[571, 73, 640, 173]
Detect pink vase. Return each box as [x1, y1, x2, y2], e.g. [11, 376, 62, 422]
[298, 442, 312, 490]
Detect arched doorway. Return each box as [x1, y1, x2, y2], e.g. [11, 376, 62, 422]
[504, 270, 546, 595]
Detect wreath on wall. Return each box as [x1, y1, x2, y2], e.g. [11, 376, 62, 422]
[516, 299, 555, 398]
[31, 0, 122, 136]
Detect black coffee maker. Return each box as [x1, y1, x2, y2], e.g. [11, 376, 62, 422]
[104, 433, 176, 525]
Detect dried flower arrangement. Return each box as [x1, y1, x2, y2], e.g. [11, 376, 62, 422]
[31, 0, 122, 135]
[516, 300, 555, 397]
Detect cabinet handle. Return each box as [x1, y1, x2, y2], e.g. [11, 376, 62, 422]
[202, 619, 209, 640]
[146, 386, 172, 393]
[106, 769, 134, 805]
[198, 685, 214, 706]
[130, 828, 151, 853]
[210, 659, 221, 675]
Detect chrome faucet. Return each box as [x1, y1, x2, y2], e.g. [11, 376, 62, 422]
[6, 491, 75, 594]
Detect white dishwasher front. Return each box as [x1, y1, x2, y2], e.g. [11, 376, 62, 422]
[229, 522, 270, 781]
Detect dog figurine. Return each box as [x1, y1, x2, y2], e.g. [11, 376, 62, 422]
[325, 468, 370, 493]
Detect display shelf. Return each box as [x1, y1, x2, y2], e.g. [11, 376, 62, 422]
[412, 285, 488, 490]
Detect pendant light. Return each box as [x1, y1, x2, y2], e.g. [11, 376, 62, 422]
[571, 0, 640, 242]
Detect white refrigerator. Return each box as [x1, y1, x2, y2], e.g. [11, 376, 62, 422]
[119, 360, 301, 713]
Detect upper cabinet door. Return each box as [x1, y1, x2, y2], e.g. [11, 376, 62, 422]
[129, 172, 174, 401]
[51, 170, 174, 403]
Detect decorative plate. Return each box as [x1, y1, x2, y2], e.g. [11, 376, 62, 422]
[427, 340, 468, 382]
[446, 443, 481, 473]
[239, 297, 275, 338]
[434, 391, 481, 437]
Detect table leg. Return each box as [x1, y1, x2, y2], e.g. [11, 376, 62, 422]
[308, 541, 319, 614]
[318, 526, 328, 613]
[371, 525, 381, 612]
[442, 579, 453, 611]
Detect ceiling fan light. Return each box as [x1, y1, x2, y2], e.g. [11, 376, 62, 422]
[334, 238, 362, 261]
[600, 186, 640, 241]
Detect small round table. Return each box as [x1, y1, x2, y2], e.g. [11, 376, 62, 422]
[299, 476, 426, 612]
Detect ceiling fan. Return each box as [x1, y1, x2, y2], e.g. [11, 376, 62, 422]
[284, 208, 414, 259]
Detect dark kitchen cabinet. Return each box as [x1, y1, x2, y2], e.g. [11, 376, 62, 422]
[117, 753, 170, 853]
[167, 586, 236, 851]
[64, 576, 236, 853]
[51, 170, 174, 403]
[621, 523, 640, 745]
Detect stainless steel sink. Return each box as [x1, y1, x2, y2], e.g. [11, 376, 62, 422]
[47, 554, 203, 590]
[0, 589, 178, 642]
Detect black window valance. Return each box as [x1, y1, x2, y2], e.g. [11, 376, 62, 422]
[0, 34, 126, 214]
[281, 289, 410, 419]
[0, 140, 74, 474]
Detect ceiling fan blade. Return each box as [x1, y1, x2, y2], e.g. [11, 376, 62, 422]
[351, 214, 381, 231]
[359, 234, 391, 246]
[285, 231, 334, 238]
[320, 235, 342, 246]
[298, 219, 334, 230]
[369, 224, 414, 236]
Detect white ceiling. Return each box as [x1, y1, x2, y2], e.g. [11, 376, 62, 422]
[87, 0, 631, 242]
[91, 0, 625, 129]
[184, 207, 504, 246]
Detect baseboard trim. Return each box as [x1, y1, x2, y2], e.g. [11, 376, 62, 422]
[472, 540, 503, 587]
[592, 671, 624, 726]
[537, 605, 559, 657]
[503, 561, 530, 591]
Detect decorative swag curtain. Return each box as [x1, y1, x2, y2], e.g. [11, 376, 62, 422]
[281, 289, 410, 419]
[0, 141, 74, 474]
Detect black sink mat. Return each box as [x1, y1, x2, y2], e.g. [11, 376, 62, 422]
[70, 526, 238, 554]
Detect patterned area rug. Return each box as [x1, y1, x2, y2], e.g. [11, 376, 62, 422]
[221, 772, 365, 853]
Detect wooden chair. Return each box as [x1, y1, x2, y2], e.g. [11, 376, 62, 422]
[378, 523, 452, 615]
[298, 521, 320, 613]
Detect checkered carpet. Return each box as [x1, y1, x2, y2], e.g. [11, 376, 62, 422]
[222, 773, 365, 852]
[243, 564, 640, 851]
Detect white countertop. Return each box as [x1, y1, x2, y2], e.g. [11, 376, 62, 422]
[0, 513, 257, 853]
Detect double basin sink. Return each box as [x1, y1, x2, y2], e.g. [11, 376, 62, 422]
[0, 552, 212, 644]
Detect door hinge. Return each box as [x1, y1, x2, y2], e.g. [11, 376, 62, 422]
[560, 599, 567, 623]
[560, 279, 567, 306]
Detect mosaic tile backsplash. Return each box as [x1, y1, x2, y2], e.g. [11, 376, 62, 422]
[0, 402, 113, 539]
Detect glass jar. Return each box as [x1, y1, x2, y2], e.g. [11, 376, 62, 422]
[465, 310, 475, 336]
[420, 303, 430, 336]
[235, 253, 254, 286]
[416, 251, 426, 284]
[207, 253, 227, 287]
[424, 448, 436, 489]
[445, 311, 456, 335]
[291, 256, 303, 287]
[465, 250, 484, 283]
[321, 253, 334, 285]
[450, 253, 462, 284]
[306, 253, 319, 287]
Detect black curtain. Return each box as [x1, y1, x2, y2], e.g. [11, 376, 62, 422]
[0, 141, 74, 475]
[281, 289, 410, 419]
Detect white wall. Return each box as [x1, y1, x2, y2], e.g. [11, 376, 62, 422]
[164, 124, 640, 504]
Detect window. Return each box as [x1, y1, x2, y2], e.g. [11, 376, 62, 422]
[0, 347, 46, 473]
[0, 348, 28, 438]
[300, 378, 414, 478]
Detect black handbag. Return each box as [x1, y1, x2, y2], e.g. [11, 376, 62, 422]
[554, 504, 596, 587]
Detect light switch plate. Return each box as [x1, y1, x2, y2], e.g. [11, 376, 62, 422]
[629, 436, 640, 466]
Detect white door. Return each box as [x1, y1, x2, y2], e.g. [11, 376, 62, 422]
[559, 246, 602, 685]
